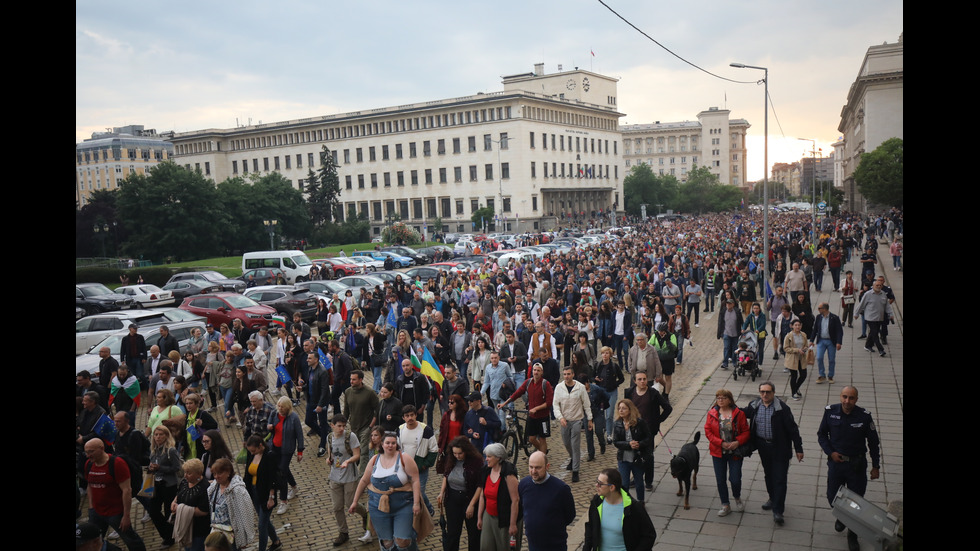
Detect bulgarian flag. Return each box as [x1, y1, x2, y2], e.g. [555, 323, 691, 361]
[109, 376, 142, 409]
[271, 315, 287, 329]
[411, 345, 444, 394]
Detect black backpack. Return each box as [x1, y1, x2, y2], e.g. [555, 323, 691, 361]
[85, 454, 142, 497]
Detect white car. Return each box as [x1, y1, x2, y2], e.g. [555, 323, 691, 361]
[454, 240, 476, 255]
[115, 284, 175, 308]
[345, 255, 384, 272]
[76, 320, 206, 378]
[75, 309, 205, 356]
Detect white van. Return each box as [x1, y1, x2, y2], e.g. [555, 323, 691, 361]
[242, 250, 314, 284]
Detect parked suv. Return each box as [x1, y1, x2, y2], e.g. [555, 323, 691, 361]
[381, 246, 430, 265]
[167, 271, 246, 294]
[243, 286, 318, 322]
[178, 292, 276, 329]
[76, 283, 135, 315]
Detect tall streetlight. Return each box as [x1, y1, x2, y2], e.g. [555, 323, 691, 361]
[263, 219, 278, 250]
[798, 137, 817, 237]
[489, 135, 515, 232]
[730, 62, 769, 280]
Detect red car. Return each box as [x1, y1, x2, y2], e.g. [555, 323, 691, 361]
[178, 293, 277, 330]
[317, 258, 362, 277]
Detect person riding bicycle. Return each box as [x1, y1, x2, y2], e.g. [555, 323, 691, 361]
[498, 362, 553, 455]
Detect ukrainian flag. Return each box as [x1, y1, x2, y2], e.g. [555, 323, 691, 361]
[411, 345, 444, 393]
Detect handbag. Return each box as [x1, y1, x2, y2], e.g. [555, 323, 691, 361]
[413, 500, 435, 541]
[138, 472, 155, 498]
[805, 348, 816, 366]
[434, 451, 447, 475]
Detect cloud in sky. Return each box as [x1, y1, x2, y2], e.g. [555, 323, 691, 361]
[76, 0, 902, 180]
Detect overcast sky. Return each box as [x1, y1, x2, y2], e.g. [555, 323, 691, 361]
[76, 0, 903, 181]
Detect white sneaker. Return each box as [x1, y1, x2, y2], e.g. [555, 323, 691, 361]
[357, 530, 373, 543]
[141, 512, 151, 523]
[718, 505, 731, 517]
[106, 530, 121, 540]
[734, 499, 744, 511]
[287, 486, 297, 500]
[276, 502, 289, 515]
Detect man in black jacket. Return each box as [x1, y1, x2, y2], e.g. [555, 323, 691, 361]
[624, 372, 672, 491]
[306, 352, 332, 457]
[742, 380, 804, 525]
[328, 339, 354, 414]
[393, 358, 430, 423]
[156, 326, 179, 358]
[119, 324, 147, 384]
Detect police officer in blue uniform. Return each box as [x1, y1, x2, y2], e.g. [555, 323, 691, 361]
[817, 385, 880, 551]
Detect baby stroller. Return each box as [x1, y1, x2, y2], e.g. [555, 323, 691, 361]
[733, 332, 761, 381]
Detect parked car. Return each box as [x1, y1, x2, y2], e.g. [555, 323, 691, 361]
[114, 284, 175, 308]
[75, 308, 205, 355]
[295, 280, 354, 297]
[382, 246, 430, 265]
[76, 283, 136, 315]
[167, 271, 245, 294]
[178, 292, 276, 330]
[243, 286, 318, 322]
[161, 280, 224, 301]
[345, 255, 383, 272]
[417, 245, 454, 261]
[238, 268, 286, 287]
[76, 320, 206, 379]
[403, 266, 441, 281]
[318, 258, 362, 277]
[366, 270, 401, 283]
[336, 275, 386, 290]
[353, 251, 414, 268]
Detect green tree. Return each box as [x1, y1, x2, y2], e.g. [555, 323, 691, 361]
[854, 138, 903, 207]
[676, 166, 720, 213]
[76, 189, 123, 258]
[115, 162, 229, 262]
[471, 207, 494, 231]
[216, 172, 312, 253]
[623, 164, 681, 216]
[305, 145, 342, 227]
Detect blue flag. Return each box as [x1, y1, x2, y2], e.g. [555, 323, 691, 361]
[187, 425, 202, 442]
[319, 348, 333, 372]
[93, 413, 117, 445]
[276, 364, 292, 385]
[765, 280, 774, 302]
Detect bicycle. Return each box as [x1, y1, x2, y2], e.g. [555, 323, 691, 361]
[497, 408, 535, 466]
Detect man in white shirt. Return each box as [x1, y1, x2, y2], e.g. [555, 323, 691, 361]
[553, 366, 593, 483]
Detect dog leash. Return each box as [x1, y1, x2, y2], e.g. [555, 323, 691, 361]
[658, 429, 675, 456]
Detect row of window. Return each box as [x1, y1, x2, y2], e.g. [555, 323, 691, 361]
[625, 157, 698, 166]
[342, 195, 538, 224]
[625, 146, 698, 154]
[331, 160, 616, 191]
[215, 106, 515, 155]
[76, 148, 167, 164]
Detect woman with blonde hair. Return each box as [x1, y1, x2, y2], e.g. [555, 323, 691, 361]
[170, 458, 209, 551]
[613, 399, 652, 503]
[148, 425, 183, 548]
[207, 458, 256, 550]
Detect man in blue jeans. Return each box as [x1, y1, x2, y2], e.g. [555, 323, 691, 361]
[716, 299, 744, 369]
[811, 303, 844, 384]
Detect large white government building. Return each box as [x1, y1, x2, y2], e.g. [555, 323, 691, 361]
[169, 64, 625, 235]
[619, 108, 749, 187]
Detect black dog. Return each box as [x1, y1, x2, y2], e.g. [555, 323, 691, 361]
[669, 431, 700, 509]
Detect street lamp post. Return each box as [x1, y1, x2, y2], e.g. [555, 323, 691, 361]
[798, 138, 817, 237]
[489, 136, 515, 232]
[731, 62, 769, 280]
[263, 219, 278, 250]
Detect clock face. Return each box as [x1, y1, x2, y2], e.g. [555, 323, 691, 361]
[582, 77, 590, 92]
[566, 79, 576, 90]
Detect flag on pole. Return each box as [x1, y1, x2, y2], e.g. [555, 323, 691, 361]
[93, 413, 117, 445]
[591, 50, 595, 56]
[271, 315, 287, 329]
[276, 364, 293, 386]
[411, 345, 445, 394]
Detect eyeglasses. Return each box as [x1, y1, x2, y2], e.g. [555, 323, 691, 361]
[595, 480, 613, 487]
[759, 390, 774, 394]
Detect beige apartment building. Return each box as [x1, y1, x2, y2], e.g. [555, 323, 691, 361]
[75, 125, 174, 206]
[620, 107, 749, 187]
[838, 33, 903, 211]
[169, 64, 625, 235]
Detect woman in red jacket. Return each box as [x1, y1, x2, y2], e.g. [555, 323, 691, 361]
[704, 388, 750, 517]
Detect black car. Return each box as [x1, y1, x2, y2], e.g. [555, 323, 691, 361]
[403, 266, 441, 282]
[167, 271, 246, 293]
[161, 280, 224, 302]
[243, 286, 318, 322]
[238, 268, 285, 288]
[76, 283, 135, 315]
[382, 246, 430, 265]
[417, 245, 454, 262]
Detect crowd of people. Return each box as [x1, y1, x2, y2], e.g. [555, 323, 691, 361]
[77, 207, 901, 551]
